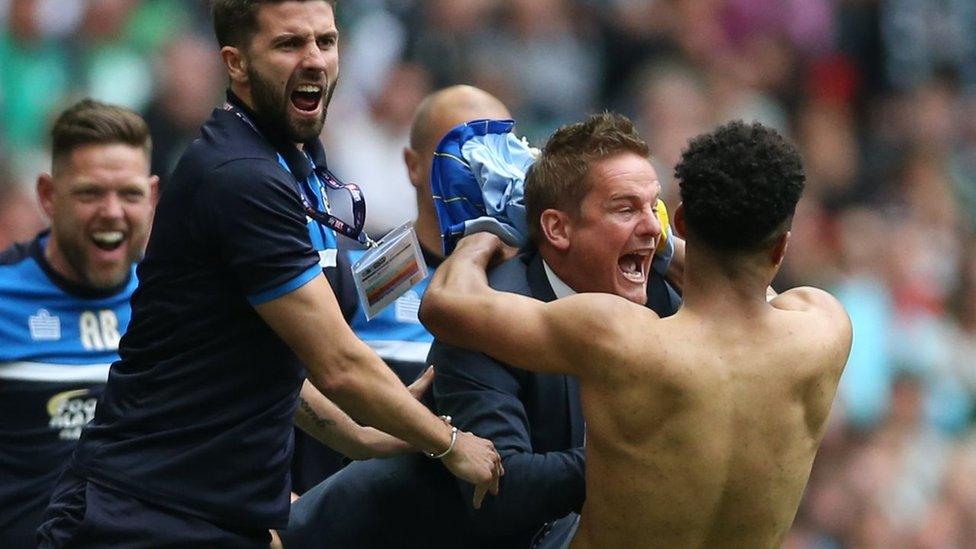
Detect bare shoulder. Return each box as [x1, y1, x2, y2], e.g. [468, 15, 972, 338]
[773, 286, 853, 370]
[552, 293, 660, 334]
[546, 293, 663, 374]
[772, 287, 848, 320]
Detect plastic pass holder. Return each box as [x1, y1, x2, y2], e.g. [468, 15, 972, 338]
[352, 221, 428, 320]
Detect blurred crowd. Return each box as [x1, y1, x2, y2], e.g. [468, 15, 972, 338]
[2, 0, 975, 546]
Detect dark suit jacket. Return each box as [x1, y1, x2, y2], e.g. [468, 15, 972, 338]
[280, 251, 680, 548]
[429, 252, 583, 544]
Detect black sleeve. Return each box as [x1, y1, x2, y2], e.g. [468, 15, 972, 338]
[430, 341, 585, 538]
[198, 159, 321, 303]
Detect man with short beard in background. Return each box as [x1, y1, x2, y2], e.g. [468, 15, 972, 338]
[0, 99, 158, 549]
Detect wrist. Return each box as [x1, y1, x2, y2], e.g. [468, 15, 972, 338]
[426, 415, 457, 459]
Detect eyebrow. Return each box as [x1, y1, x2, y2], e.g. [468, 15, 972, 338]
[71, 179, 147, 191]
[609, 193, 643, 201]
[270, 33, 304, 46]
[271, 28, 338, 45]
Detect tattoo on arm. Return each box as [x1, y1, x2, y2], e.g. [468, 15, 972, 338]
[299, 397, 337, 431]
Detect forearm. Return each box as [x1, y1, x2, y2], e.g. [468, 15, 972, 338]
[294, 380, 408, 459]
[306, 341, 453, 458]
[255, 276, 496, 489]
[420, 243, 495, 348]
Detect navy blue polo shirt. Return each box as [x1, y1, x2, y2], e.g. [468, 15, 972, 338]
[70, 92, 336, 531]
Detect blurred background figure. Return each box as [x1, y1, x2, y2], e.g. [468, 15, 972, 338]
[142, 33, 223, 190]
[2, 1, 975, 545]
[0, 159, 46, 250]
[325, 62, 432, 235]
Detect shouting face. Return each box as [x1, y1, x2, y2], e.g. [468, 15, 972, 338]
[241, 1, 339, 143]
[559, 152, 662, 304]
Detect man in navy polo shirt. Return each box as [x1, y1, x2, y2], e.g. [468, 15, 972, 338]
[38, 1, 502, 547]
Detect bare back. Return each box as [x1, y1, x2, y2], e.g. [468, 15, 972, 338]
[570, 288, 851, 548]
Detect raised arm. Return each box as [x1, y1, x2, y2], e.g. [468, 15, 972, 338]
[256, 274, 502, 508]
[420, 233, 639, 377]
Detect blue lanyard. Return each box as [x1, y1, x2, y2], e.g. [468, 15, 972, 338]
[223, 102, 374, 246]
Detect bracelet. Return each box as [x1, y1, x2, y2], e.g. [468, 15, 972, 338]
[428, 426, 458, 459]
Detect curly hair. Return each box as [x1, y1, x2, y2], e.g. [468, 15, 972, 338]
[525, 112, 649, 243]
[675, 120, 805, 252]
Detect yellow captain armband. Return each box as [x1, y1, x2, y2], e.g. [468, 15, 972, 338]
[655, 198, 671, 255]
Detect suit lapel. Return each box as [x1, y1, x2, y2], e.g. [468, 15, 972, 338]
[526, 252, 586, 447]
[526, 253, 558, 303]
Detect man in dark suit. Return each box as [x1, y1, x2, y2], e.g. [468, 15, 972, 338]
[279, 95, 681, 548]
[426, 112, 680, 546]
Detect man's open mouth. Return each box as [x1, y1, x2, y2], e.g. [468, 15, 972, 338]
[291, 84, 323, 113]
[91, 231, 125, 252]
[618, 250, 651, 283]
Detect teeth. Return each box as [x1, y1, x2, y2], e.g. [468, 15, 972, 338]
[296, 85, 321, 93]
[619, 253, 647, 283]
[92, 231, 123, 244]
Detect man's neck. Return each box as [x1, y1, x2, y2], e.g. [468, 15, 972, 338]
[230, 84, 255, 113]
[537, 245, 582, 297]
[227, 86, 304, 150]
[414, 207, 444, 263]
[680, 247, 775, 316]
[539, 246, 593, 296]
[541, 259, 576, 299]
[42, 236, 80, 286]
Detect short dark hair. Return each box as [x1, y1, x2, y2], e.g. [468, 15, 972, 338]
[211, 0, 336, 49]
[51, 99, 151, 174]
[675, 120, 805, 252]
[525, 112, 650, 243]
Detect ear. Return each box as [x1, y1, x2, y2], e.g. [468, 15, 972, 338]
[540, 209, 571, 251]
[36, 173, 56, 219]
[673, 202, 687, 239]
[770, 231, 790, 267]
[148, 175, 160, 206]
[220, 46, 248, 86]
[404, 147, 423, 190]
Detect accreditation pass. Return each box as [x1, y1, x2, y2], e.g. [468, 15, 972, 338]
[352, 221, 428, 320]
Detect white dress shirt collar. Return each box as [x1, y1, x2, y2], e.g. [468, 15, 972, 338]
[542, 260, 577, 299]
